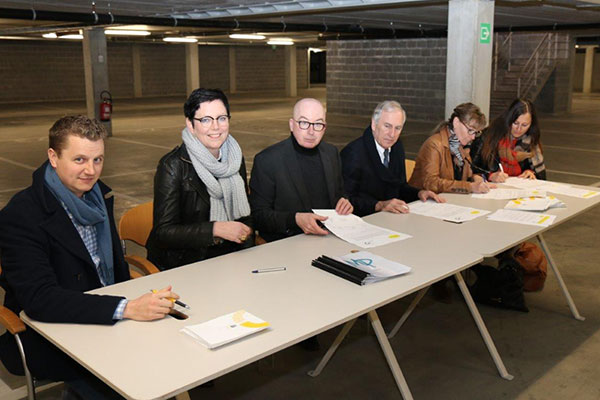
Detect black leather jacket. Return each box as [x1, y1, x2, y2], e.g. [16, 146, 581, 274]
[146, 144, 253, 270]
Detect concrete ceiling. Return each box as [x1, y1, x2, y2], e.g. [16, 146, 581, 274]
[0, 0, 599, 45]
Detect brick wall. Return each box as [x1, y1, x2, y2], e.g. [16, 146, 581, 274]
[297, 47, 309, 88]
[0, 40, 85, 102]
[326, 39, 447, 122]
[108, 43, 134, 98]
[139, 43, 186, 97]
[198, 46, 230, 90]
[532, 33, 574, 114]
[235, 46, 285, 91]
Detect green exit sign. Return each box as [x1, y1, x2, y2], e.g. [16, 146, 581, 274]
[480, 23, 491, 44]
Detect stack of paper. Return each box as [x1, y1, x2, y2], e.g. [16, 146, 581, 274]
[487, 209, 556, 227]
[181, 310, 270, 349]
[312, 209, 411, 248]
[504, 196, 564, 211]
[408, 200, 490, 223]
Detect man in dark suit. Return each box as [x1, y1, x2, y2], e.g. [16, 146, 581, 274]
[0, 116, 178, 398]
[250, 98, 353, 243]
[341, 101, 443, 217]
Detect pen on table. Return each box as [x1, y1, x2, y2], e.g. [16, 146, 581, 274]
[150, 289, 190, 309]
[252, 267, 287, 274]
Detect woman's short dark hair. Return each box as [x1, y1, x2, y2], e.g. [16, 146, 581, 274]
[480, 98, 540, 166]
[184, 88, 230, 124]
[49, 115, 107, 156]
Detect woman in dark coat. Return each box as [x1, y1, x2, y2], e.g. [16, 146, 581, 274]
[147, 88, 253, 270]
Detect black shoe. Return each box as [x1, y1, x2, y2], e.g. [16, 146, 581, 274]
[299, 336, 320, 352]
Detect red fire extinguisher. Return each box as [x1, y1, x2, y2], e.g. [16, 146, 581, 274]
[99, 91, 112, 121]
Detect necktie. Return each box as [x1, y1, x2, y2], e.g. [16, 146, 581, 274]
[383, 148, 390, 168]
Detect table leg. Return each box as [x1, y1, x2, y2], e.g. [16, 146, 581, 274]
[388, 287, 429, 339]
[175, 391, 191, 400]
[307, 318, 356, 377]
[368, 310, 414, 400]
[454, 272, 514, 381]
[537, 234, 585, 321]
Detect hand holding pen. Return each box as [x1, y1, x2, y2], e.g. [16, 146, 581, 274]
[123, 285, 180, 321]
[150, 289, 190, 309]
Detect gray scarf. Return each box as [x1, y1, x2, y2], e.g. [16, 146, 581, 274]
[181, 127, 250, 221]
[447, 126, 464, 167]
[515, 134, 546, 175]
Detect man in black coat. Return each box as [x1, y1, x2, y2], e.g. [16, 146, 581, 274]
[249, 98, 353, 242]
[341, 101, 443, 217]
[0, 116, 178, 398]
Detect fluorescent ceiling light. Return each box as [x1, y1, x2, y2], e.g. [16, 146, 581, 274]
[163, 37, 198, 43]
[59, 34, 83, 40]
[229, 34, 266, 40]
[0, 36, 30, 40]
[42, 32, 58, 39]
[105, 30, 151, 36]
[267, 38, 294, 46]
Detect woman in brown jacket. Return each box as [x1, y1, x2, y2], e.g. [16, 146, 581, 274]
[409, 102, 495, 194]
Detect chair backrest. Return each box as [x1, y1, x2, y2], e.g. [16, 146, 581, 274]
[405, 159, 416, 181]
[118, 201, 153, 247]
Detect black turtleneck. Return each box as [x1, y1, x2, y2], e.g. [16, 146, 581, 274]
[290, 133, 331, 211]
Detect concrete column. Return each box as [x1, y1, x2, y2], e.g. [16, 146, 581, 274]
[82, 28, 111, 135]
[307, 49, 312, 89]
[132, 44, 143, 98]
[582, 45, 596, 94]
[185, 43, 200, 94]
[445, 0, 495, 120]
[285, 46, 297, 97]
[229, 47, 237, 94]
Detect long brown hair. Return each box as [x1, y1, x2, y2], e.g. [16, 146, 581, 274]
[480, 98, 541, 167]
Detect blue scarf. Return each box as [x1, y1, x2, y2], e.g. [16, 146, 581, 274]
[44, 163, 114, 285]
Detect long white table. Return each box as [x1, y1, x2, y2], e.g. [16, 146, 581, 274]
[22, 222, 483, 400]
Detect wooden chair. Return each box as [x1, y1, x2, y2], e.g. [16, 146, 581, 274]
[118, 201, 160, 278]
[405, 159, 416, 181]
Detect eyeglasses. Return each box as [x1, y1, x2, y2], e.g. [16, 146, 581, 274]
[460, 120, 482, 137]
[193, 115, 230, 127]
[295, 120, 326, 132]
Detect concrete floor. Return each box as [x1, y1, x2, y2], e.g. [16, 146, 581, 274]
[0, 88, 600, 399]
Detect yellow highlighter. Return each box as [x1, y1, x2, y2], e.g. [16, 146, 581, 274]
[150, 289, 191, 309]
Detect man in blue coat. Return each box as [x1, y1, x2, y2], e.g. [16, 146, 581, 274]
[0, 116, 178, 398]
[341, 101, 443, 217]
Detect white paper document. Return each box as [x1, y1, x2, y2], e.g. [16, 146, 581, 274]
[339, 251, 411, 284]
[408, 200, 490, 223]
[504, 195, 564, 211]
[471, 188, 546, 200]
[504, 177, 599, 199]
[487, 209, 556, 227]
[312, 209, 411, 248]
[181, 310, 270, 349]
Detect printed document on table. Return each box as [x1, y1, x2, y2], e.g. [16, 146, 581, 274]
[312, 209, 411, 248]
[504, 195, 564, 211]
[487, 209, 556, 227]
[339, 251, 411, 284]
[408, 200, 490, 223]
[471, 188, 546, 200]
[504, 177, 599, 199]
[181, 310, 270, 349]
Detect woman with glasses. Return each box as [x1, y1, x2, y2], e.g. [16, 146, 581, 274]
[471, 98, 545, 182]
[146, 88, 253, 270]
[408, 102, 494, 194]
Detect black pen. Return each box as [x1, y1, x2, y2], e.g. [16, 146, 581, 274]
[150, 289, 191, 309]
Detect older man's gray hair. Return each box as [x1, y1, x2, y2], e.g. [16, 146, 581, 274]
[372, 101, 406, 124]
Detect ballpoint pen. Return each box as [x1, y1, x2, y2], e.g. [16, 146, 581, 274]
[499, 163, 505, 173]
[252, 267, 286, 273]
[150, 289, 190, 309]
